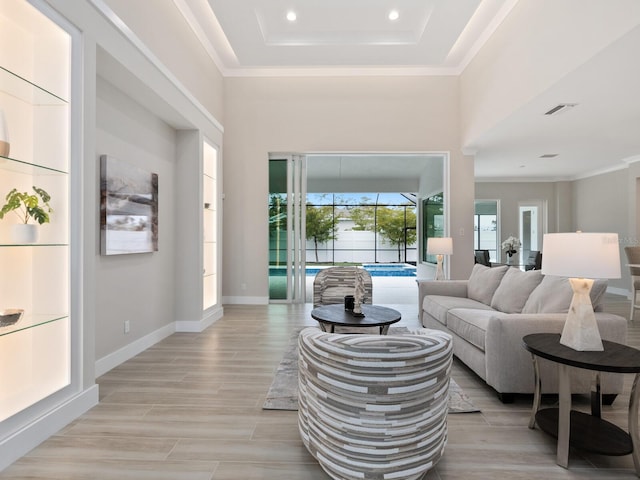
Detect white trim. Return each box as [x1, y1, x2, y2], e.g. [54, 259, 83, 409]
[171, 0, 230, 74]
[0, 386, 99, 472]
[222, 296, 269, 305]
[94, 323, 175, 377]
[225, 66, 461, 78]
[176, 306, 224, 332]
[456, 0, 520, 75]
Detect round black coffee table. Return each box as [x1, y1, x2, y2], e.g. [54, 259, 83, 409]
[311, 304, 401, 335]
[523, 333, 640, 475]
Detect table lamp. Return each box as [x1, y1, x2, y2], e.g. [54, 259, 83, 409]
[427, 237, 453, 280]
[541, 232, 621, 351]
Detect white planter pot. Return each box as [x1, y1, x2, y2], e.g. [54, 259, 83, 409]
[11, 224, 38, 244]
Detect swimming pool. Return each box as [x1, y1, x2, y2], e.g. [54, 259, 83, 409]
[269, 264, 417, 277]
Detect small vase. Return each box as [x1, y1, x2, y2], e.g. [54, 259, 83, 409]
[11, 224, 38, 244]
[0, 109, 9, 157]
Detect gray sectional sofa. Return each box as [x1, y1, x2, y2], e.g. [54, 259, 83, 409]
[418, 264, 628, 403]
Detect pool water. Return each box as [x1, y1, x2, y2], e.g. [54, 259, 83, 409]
[269, 264, 416, 277]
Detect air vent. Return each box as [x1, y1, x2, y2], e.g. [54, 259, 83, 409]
[544, 103, 578, 115]
[539, 154, 558, 158]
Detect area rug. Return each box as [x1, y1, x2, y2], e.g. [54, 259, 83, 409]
[263, 327, 481, 413]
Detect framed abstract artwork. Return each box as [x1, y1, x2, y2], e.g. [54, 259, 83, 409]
[100, 154, 158, 255]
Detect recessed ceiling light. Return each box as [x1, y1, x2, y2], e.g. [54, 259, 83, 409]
[286, 11, 297, 22]
[388, 10, 399, 21]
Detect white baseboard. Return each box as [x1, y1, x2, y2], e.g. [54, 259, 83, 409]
[95, 323, 175, 377]
[0, 385, 99, 472]
[222, 295, 269, 305]
[176, 306, 224, 332]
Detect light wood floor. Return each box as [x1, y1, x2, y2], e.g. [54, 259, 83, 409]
[1, 295, 640, 479]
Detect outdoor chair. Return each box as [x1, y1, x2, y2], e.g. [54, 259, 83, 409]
[312, 266, 373, 307]
[624, 246, 640, 320]
[298, 327, 453, 480]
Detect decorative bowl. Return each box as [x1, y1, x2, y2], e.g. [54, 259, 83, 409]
[0, 309, 24, 327]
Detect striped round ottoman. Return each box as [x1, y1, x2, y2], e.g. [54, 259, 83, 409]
[298, 327, 453, 480]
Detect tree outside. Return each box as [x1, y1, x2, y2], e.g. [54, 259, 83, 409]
[349, 204, 417, 262]
[306, 204, 338, 262]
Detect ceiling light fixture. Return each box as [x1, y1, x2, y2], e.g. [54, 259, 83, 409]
[539, 154, 559, 158]
[388, 10, 399, 21]
[286, 11, 297, 22]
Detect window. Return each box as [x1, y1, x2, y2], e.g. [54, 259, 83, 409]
[422, 193, 444, 263]
[474, 200, 498, 262]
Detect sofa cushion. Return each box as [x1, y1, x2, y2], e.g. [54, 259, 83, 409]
[490, 268, 543, 313]
[422, 295, 494, 326]
[522, 275, 608, 314]
[467, 264, 509, 305]
[446, 308, 506, 352]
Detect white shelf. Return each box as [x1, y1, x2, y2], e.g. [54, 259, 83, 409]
[203, 141, 217, 310]
[0, 0, 71, 424]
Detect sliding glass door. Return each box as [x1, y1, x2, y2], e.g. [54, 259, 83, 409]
[268, 155, 307, 303]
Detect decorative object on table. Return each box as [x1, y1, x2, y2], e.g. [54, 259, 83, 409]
[0, 186, 53, 243]
[100, 154, 159, 255]
[427, 237, 453, 280]
[501, 235, 521, 264]
[541, 231, 621, 351]
[352, 266, 366, 316]
[0, 108, 9, 157]
[0, 309, 24, 327]
[344, 294, 354, 311]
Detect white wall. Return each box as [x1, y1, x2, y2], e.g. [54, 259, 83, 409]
[95, 77, 177, 359]
[223, 75, 475, 302]
[460, 0, 640, 150]
[103, 0, 225, 124]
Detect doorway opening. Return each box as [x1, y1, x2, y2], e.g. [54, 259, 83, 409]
[268, 153, 446, 304]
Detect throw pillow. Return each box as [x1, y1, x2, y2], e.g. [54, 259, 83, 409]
[522, 275, 608, 314]
[467, 264, 509, 305]
[490, 268, 544, 313]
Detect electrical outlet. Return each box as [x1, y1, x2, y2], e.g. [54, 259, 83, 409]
[124, 320, 130, 334]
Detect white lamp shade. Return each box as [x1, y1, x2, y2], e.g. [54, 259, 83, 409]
[427, 237, 453, 255]
[541, 232, 621, 279]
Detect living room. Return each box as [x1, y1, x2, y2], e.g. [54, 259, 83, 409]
[1, 0, 640, 477]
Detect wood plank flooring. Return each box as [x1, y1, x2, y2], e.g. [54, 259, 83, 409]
[1, 295, 640, 479]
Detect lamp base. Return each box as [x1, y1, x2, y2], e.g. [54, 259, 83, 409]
[560, 278, 603, 351]
[434, 254, 445, 281]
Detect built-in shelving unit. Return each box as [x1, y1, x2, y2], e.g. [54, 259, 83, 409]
[0, 0, 71, 423]
[203, 140, 217, 310]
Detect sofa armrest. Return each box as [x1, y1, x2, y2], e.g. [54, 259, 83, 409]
[484, 312, 628, 393]
[417, 280, 468, 323]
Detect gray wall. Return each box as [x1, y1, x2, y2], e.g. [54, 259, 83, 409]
[95, 77, 177, 359]
[573, 168, 629, 292]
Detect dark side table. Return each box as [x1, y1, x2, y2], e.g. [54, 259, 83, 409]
[523, 333, 640, 476]
[310, 304, 401, 334]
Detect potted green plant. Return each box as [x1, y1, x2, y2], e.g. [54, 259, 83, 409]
[0, 186, 53, 243]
